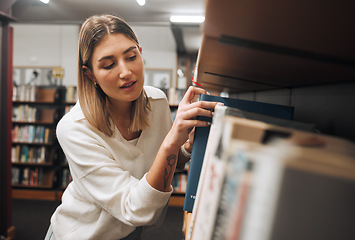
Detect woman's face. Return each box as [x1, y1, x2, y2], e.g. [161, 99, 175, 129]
[90, 33, 144, 105]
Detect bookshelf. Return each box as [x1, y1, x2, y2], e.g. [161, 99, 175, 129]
[11, 85, 77, 200]
[183, 0, 355, 238]
[169, 174, 188, 207]
[195, 0, 355, 93]
[170, 168, 188, 207]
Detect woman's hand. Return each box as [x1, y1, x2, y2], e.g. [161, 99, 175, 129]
[148, 86, 218, 191]
[165, 86, 219, 150]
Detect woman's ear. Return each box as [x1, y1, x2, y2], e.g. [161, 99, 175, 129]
[82, 65, 96, 83]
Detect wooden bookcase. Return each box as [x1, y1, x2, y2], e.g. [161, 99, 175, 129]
[183, 0, 355, 238]
[11, 85, 76, 201]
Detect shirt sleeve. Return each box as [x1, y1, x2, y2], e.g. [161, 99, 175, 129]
[56, 114, 172, 227]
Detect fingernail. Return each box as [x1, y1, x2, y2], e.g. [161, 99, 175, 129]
[217, 102, 224, 106]
[206, 91, 211, 95]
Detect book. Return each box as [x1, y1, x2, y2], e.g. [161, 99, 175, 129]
[188, 105, 241, 240]
[183, 94, 295, 212]
[190, 116, 355, 240]
[240, 143, 355, 240]
[189, 105, 302, 240]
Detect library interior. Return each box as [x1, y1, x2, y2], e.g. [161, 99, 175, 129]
[1, 0, 355, 239]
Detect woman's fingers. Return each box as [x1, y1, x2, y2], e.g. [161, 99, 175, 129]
[170, 86, 220, 147]
[179, 101, 219, 120]
[188, 100, 219, 111]
[183, 107, 213, 120]
[181, 86, 208, 104]
[185, 119, 211, 128]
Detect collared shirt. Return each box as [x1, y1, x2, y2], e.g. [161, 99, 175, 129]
[51, 86, 173, 239]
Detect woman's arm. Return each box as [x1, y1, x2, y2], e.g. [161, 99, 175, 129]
[146, 86, 218, 192]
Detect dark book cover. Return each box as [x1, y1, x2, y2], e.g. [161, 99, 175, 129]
[183, 94, 294, 212]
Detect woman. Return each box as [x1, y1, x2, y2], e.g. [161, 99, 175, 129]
[45, 14, 217, 239]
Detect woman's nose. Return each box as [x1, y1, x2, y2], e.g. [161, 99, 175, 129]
[119, 62, 132, 79]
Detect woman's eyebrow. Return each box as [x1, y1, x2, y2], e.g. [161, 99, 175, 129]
[98, 55, 114, 62]
[98, 46, 137, 62]
[123, 46, 137, 54]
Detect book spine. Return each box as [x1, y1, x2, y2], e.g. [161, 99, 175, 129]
[212, 147, 249, 240]
[189, 105, 228, 240]
[183, 124, 211, 212]
[226, 171, 252, 240]
[240, 147, 285, 240]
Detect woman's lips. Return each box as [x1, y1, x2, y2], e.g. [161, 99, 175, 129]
[120, 81, 136, 89]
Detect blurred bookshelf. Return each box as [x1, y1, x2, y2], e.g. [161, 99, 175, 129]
[11, 84, 77, 200]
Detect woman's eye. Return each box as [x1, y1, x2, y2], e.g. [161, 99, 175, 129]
[103, 63, 115, 70]
[127, 55, 137, 61]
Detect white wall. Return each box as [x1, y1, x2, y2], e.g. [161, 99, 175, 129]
[11, 24, 79, 86]
[11, 23, 177, 87]
[131, 25, 177, 86]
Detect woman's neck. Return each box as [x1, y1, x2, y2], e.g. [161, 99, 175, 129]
[107, 99, 141, 141]
[107, 99, 131, 121]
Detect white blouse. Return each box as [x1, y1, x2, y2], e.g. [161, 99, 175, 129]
[51, 86, 173, 239]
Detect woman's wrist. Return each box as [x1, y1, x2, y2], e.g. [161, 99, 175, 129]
[181, 140, 192, 159]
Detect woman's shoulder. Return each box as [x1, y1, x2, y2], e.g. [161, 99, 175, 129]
[144, 86, 167, 100]
[56, 102, 89, 135]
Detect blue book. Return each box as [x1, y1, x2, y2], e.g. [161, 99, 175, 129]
[183, 94, 294, 212]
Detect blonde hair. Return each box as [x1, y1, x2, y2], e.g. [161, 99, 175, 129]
[77, 14, 151, 137]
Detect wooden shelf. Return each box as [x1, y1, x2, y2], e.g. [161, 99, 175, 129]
[168, 195, 185, 207]
[12, 188, 186, 207]
[62, 101, 76, 105]
[13, 100, 59, 105]
[183, 212, 192, 240]
[195, 0, 355, 93]
[12, 189, 62, 201]
[12, 121, 54, 125]
[12, 184, 53, 189]
[12, 141, 53, 146]
[12, 162, 53, 166]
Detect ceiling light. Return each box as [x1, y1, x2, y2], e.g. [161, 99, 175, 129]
[136, 0, 145, 6]
[40, 0, 50, 3]
[170, 15, 205, 24]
